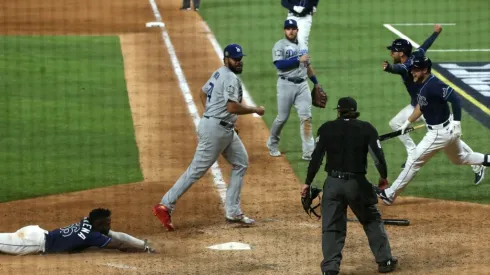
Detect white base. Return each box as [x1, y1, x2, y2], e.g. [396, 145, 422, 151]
[207, 242, 251, 251]
[146, 22, 165, 28]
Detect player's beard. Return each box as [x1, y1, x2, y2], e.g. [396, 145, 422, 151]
[286, 34, 297, 42]
[230, 62, 243, 74]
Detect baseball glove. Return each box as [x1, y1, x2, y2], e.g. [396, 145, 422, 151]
[301, 185, 322, 220]
[311, 85, 327, 108]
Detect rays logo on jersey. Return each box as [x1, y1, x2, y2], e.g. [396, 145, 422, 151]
[417, 95, 428, 107]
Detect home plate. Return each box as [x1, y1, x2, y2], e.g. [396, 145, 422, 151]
[207, 242, 251, 251]
[146, 21, 165, 28]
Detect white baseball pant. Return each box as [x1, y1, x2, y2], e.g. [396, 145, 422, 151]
[0, 225, 47, 255]
[384, 120, 486, 202]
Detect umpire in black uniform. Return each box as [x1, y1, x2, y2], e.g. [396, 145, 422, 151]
[180, 0, 200, 11]
[301, 97, 398, 274]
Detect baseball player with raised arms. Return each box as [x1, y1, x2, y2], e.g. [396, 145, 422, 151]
[377, 56, 489, 205]
[281, 0, 319, 50]
[0, 208, 157, 255]
[267, 19, 322, 160]
[153, 44, 265, 231]
[383, 24, 442, 167]
[383, 25, 484, 184]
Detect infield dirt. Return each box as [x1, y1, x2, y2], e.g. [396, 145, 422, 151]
[0, 0, 489, 274]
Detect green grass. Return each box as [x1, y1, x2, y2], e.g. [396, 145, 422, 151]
[0, 36, 143, 202]
[200, 0, 490, 203]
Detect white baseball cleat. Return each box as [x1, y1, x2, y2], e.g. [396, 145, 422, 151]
[475, 166, 486, 185]
[266, 143, 281, 157]
[302, 153, 312, 161]
[226, 214, 255, 225]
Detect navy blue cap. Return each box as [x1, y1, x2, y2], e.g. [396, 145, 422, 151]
[387, 38, 412, 53]
[284, 19, 298, 29]
[224, 44, 246, 59]
[334, 97, 357, 111]
[412, 55, 432, 69]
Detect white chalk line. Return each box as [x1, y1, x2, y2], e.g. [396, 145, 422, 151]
[383, 24, 489, 52]
[101, 263, 138, 270]
[148, 0, 227, 204]
[389, 23, 456, 26]
[201, 21, 260, 118]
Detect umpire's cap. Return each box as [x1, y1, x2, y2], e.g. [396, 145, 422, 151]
[284, 19, 298, 29]
[334, 97, 357, 111]
[224, 44, 246, 59]
[412, 55, 432, 70]
[387, 38, 413, 54]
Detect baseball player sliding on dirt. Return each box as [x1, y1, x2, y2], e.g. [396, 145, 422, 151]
[383, 24, 484, 184]
[153, 44, 265, 231]
[267, 19, 324, 161]
[377, 56, 489, 205]
[0, 208, 157, 255]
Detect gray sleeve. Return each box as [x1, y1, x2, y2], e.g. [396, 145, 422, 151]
[223, 76, 239, 103]
[272, 41, 284, 63]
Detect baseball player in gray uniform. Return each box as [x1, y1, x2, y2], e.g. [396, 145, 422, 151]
[153, 44, 265, 231]
[267, 19, 322, 160]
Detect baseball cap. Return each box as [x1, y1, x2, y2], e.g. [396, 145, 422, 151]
[387, 39, 412, 53]
[284, 19, 298, 29]
[224, 44, 246, 59]
[334, 97, 357, 111]
[412, 55, 432, 69]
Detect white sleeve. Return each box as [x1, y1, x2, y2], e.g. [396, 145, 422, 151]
[108, 230, 145, 249]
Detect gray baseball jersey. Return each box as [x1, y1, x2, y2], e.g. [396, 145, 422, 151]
[272, 38, 309, 78]
[201, 66, 243, 124]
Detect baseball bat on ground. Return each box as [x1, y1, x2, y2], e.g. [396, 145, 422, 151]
[379, 124, 426, 142]
[347, 218, 410, 226]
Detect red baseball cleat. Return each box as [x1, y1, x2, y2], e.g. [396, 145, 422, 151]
[152, 204, 175, 231]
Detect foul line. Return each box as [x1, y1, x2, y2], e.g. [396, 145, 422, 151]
[389, 23, 456, 26]
[200, 21, 260, 118]
[427, 49, 490, 52]
[383, 24, 490, 116]
[148, 0, 227, 204]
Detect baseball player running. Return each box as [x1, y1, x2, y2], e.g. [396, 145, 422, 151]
[281, 0, 319, 50]
[383, 24, 442, 167]
[267, 19, 322, 160]
[377, 56, 489, 205]
[0, 208, 157, 255]
[153, 44, 265, 231]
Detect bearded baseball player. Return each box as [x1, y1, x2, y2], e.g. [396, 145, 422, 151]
[377, 56, 489, 206]
[383, 24, 442, 167]
[153, 44, 265, 231]
[267, 19, 326, 161]
[0, 208, 156, 255]
[383, 25, 485, 184]
[281, 0, 319, 50]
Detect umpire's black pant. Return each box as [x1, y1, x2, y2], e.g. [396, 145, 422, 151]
[320, 175, 393, 273]
[181, 0, 200, 9]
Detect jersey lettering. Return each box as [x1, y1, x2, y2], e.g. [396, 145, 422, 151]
[207, 82, 215, 101]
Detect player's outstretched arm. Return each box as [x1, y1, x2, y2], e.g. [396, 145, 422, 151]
[281, 0, 294, 9]
[105, 231, 157, 253]
[417, 24, 443, 54]
[383, 60, 409, 75]
[227, 101, 265, 116]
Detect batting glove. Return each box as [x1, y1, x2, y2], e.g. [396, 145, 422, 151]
[313, 6, 317, 14]
[293, 6, 305, 13]
[399, 120, 411, 135]
[452, 121, 462, 138]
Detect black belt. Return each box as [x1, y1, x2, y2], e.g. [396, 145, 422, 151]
[427, 119, 450, 130]
[288, 10, 313, 17]
[280, 76, 305, 84]
[203, 116, 234, 129]
[328, 170, 360, 180]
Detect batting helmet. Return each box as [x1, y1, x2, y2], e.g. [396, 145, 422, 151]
[412, 55, 432, 70]
[387, 39, 413, 56]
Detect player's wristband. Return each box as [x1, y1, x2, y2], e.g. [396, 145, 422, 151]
[309, 75, 318, 85]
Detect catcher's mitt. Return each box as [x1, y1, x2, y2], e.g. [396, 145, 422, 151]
[311, 85, 327, 108]
[301, 185, 322, 220]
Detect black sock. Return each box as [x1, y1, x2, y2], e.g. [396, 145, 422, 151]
[484, 154, 490, 167]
